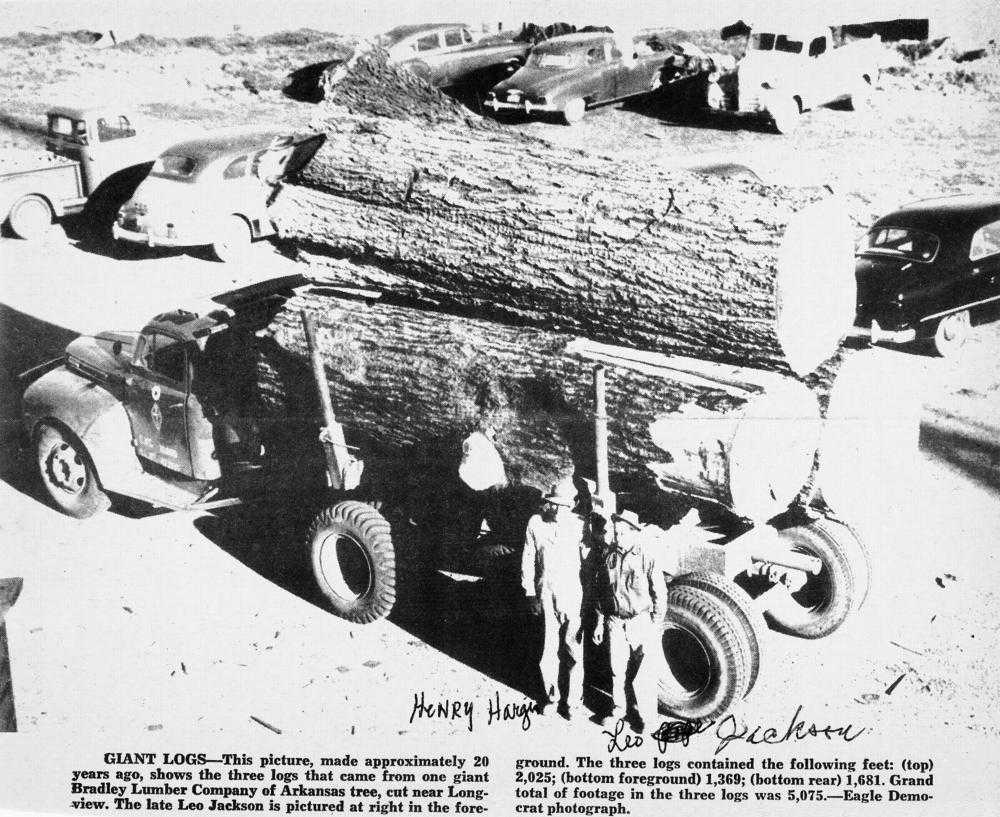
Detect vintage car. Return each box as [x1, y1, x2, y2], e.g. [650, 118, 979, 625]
[855, 195, 1000, 357]
[484, 32, 669, 124]
[113, 129, 325, 262]
[708, 21, 882, 133]
[377, 23, 531, 88]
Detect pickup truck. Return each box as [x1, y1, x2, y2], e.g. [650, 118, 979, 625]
[707, 22, 883, 133]
[1, 105, 156, 239]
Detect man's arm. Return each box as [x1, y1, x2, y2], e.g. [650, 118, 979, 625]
[521, 519, 540, 600]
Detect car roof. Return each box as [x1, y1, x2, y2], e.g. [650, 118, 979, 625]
[158, 128, 293, 164]
[535, 32, 612, 51]
[380, 23, 468, 46]
[873, 195, 1000, 234]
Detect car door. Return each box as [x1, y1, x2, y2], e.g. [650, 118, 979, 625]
[123, 332, 195, 477]
[967, 218, 1000, 310]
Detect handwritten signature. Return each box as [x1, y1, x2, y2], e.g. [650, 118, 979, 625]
[603, 705, 866, 756]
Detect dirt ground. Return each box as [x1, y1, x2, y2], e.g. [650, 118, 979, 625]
[1, 28, 999, 813]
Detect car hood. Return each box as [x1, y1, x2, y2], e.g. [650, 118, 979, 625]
[64, 332, 137, 386]
[493, 66, 582, 98]
[738, 50, 799, 90]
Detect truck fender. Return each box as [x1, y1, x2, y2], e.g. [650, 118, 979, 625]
[31, 404, 145, 496]
[1, 189, 58, 223]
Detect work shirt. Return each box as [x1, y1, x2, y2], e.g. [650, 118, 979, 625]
[521, 512, 588, 618]
[592, 532, 666, 622]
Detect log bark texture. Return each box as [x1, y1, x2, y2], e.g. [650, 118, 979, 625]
[271, 52, 856, 377]
[257, 292, 820, 521]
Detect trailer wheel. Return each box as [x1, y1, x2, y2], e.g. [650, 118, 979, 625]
[670, 572, 764, 696]
[764, 518, 869, 639]
[658, 585, 754, 721]
[308, 501, 396, 623]
[9, 195, 53, 240]
[36, 422, 110, 519]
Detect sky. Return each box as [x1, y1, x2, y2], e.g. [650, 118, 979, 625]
[0, 0, 996, 44]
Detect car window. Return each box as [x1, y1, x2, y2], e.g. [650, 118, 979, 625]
[775, 35, 804, 54]
[462, 29, 474, 43]
[416, 33, 439, 51]
[808, 37, 826, 57]
[223, 155, 248, 179]
[858, 227, 940, 262]
[444, 29, 463, 47]
[151, 154, 199, 181]
[530, 50, 584, 68]
[970, 219, 1000, 261]
[96, 116, 136, 142]
[752, 33, 776, 50]
[137, 333, 187, 385]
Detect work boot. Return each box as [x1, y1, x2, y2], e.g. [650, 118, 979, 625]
[596, 708, 625, 729]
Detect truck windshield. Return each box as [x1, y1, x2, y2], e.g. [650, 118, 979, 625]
[858, 227, 940, 262]
[150, 155, 200, 181]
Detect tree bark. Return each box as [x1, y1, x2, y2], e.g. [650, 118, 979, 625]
[271, 59, 856, 377]
[258, 291, 820, 521]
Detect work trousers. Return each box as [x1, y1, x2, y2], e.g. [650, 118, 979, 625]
[605, 613, 661, 723]
[540, 595, 583, 706]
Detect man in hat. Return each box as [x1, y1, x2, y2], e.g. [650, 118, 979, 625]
[591, 508, 667, 733]
[521, 481, 589, 719]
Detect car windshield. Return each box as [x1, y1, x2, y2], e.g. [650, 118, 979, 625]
[150, 154, 200, 181]
[528, 49, 587, 69]
[857, 227, 940, 262]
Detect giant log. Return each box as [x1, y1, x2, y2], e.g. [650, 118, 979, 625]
[257, 291, 822, 523]
[271, 51, 857, 378]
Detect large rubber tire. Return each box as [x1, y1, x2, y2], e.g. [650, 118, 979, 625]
[36, 423, 110, 519]
[308, 501, 396, 624]
[933, 310, 970, 358]
[658, 585, 754, 721]
[764, 518, 869, 639]
[561, 98, 586, 125]
[210, 215, 252, 263]
[670, 572, 765, 696]
[9, 195, 53, 240]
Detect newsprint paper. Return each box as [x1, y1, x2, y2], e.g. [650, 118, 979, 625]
[1, 0, 999, 815]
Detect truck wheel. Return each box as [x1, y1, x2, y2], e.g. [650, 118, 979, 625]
[763, 518, 868, 639]
[561, 98, 586, 125]
[210, 216, 252, 263]
[768, 96, 801, 134]
[658, 585, 754, 721]
[933, 310, 971, 358]
[36, 423, 110, 519]
[9, 196, 53, 240]
[670, 572, 764, 696]
[308, 501, 396, 624]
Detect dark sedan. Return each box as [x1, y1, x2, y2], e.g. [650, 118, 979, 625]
[856, 195, 1000, 356]
[485, 32, 668, 124]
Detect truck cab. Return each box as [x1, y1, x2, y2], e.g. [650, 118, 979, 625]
[45, 105, 151, 196]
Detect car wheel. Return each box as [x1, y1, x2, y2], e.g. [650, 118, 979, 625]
[211, 216, 252, 263]
[768, 95, 801, 134]
[36, 423, 110, 519]
[9, 195, 53, 240]
[933, 310, 971, 358]
[561, 98, 586, 125]
[308, 500, 396, 624]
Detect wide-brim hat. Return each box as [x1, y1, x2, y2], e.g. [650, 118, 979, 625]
[613, 509, 643, 530]
[543, 482, 575, 507]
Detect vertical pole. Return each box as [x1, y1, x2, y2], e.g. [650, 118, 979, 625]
[301, 310, 346, 489]
[594, 365, 610, 502]
[0, 578, 23, 732]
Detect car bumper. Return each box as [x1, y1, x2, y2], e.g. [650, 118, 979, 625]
[484, 98, 558, 114]
[870, 319, 917, 345]
[113, 223, 196, 248]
